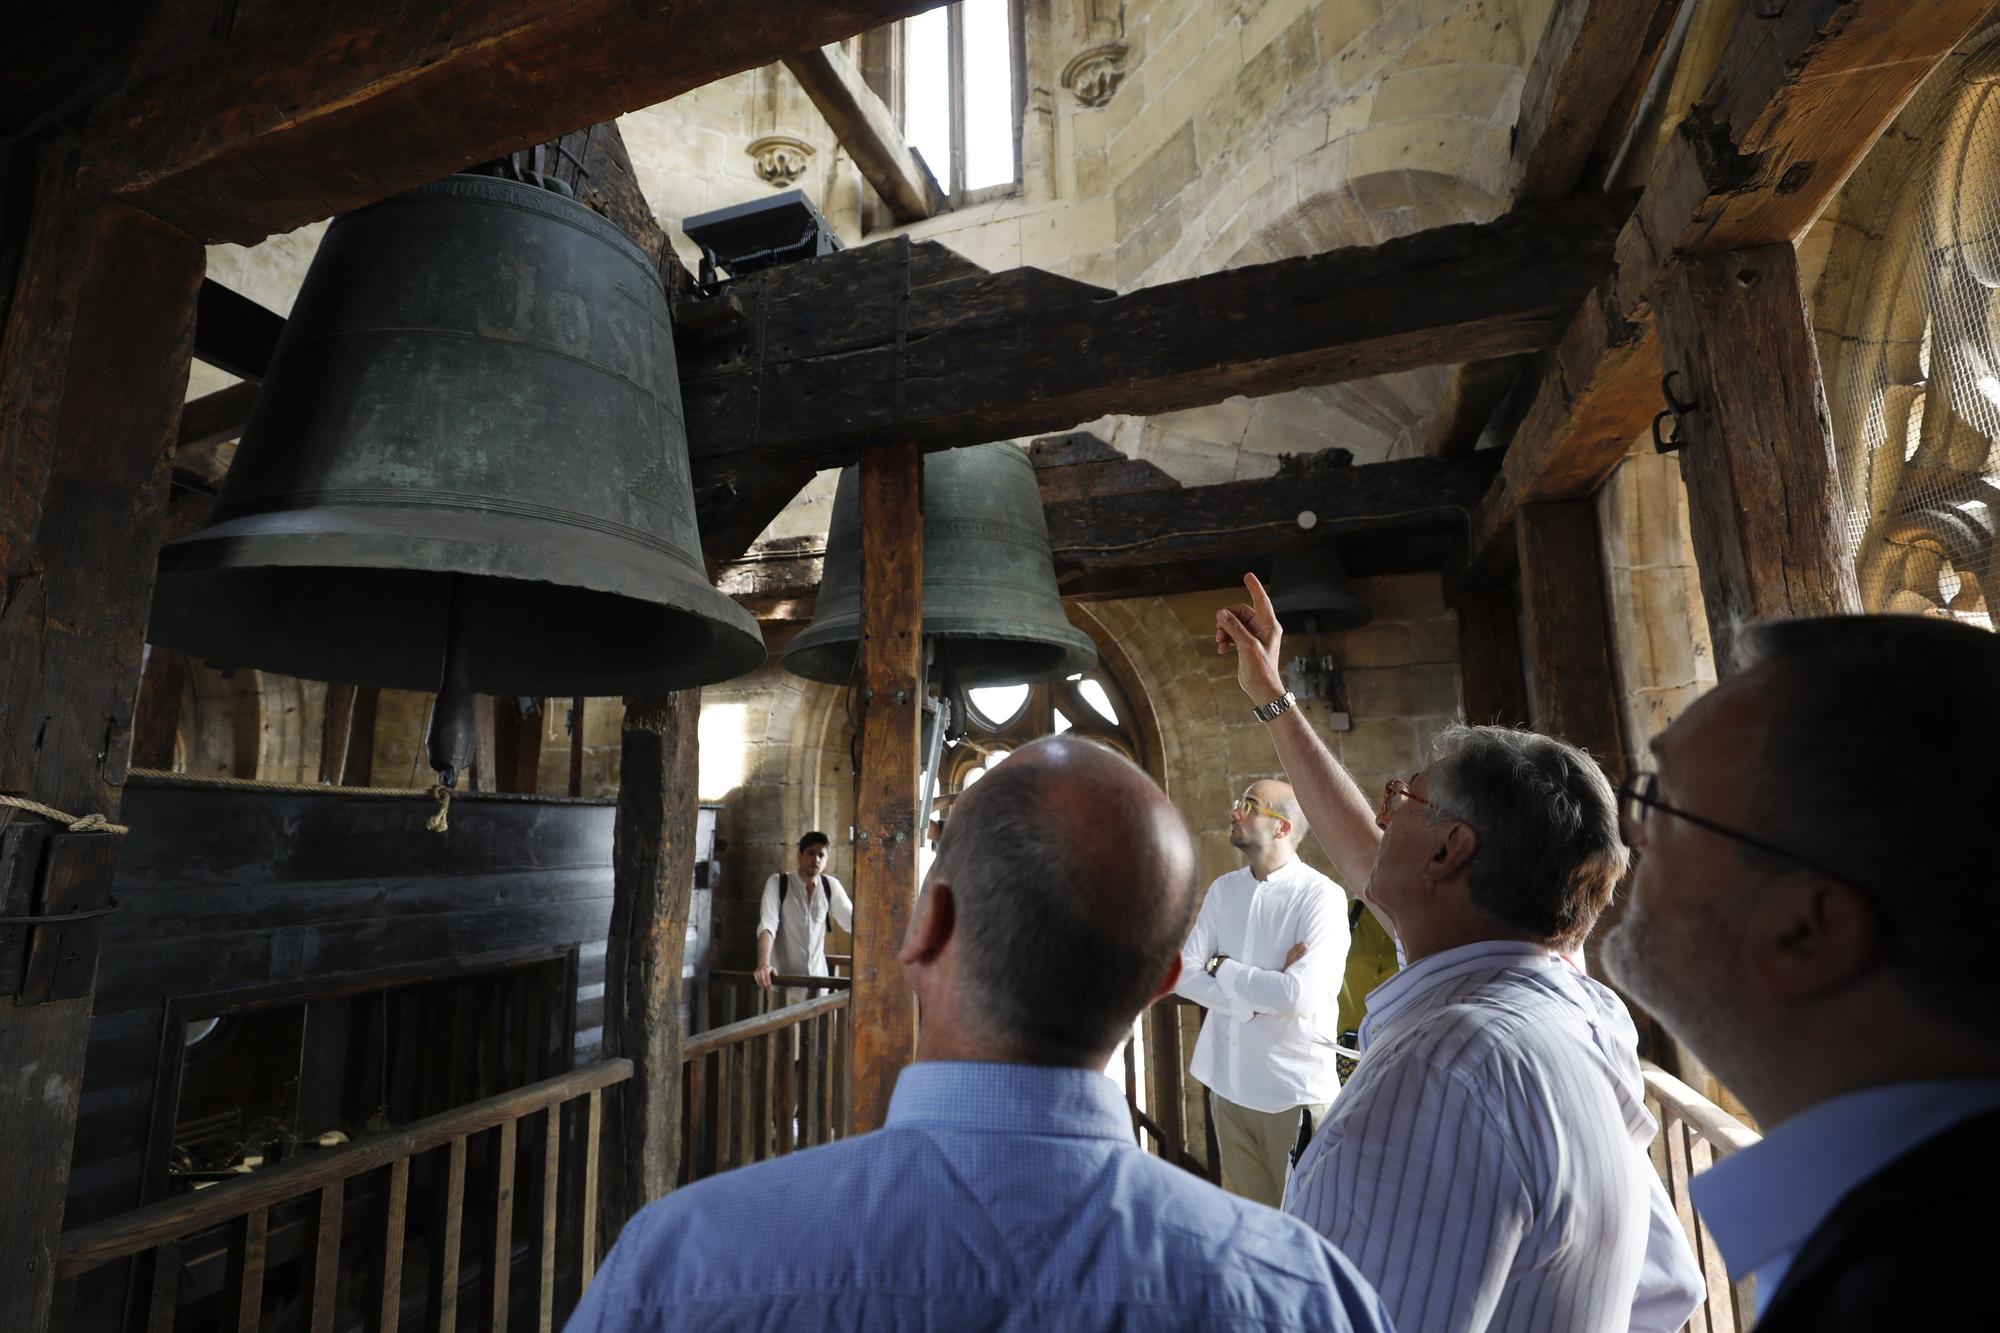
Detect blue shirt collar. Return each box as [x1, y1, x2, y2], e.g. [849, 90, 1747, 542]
[886, 1060, 1136, 1141]
[1691, 1078, 2000, 1299]
[1360, 938, 1558, 1048]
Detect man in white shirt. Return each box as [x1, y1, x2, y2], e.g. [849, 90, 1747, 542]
[1215, 572, 1702, 1333]
[1176, 778, 1348, 1206]
[1602, 615, 2000, 1332]
[754, 831, 853, 999]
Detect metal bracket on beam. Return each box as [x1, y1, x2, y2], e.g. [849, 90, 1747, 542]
[1652, 370, 1698, 454]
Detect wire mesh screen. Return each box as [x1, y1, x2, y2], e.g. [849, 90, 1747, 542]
[1824, 48, 2000, 627]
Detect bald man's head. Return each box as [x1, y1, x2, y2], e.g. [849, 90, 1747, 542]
[931, 737, 1198, 1063]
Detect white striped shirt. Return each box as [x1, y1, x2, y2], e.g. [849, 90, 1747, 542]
[1284, 940, 1703, 1333]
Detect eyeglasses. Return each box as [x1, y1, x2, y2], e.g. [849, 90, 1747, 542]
[1376, 778, 1433, 826]
[1231, 797, 1287, 822]
[1618, 771, 1859, 887]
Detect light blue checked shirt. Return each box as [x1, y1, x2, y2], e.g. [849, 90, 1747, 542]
[567, 1060, 1396, 1332]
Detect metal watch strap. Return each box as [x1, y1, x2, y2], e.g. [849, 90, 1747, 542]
[1252, 690, 1298, 723]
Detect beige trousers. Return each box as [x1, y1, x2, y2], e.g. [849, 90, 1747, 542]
[1210, 1093, 1331, 1208]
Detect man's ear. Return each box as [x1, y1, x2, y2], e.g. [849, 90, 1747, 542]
[1747, 877, 1885, 999]
[899, 881, 956, 968]
[1147, 953, 1183, 1004]
[1425, 819, 1480, 881]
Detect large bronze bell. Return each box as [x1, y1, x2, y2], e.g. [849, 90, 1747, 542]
[149, 174, 764, 703]
[783, 443, 1097, 686]
[1271, 549, 1372, 635]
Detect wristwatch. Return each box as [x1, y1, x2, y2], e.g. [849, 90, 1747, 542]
[1252, 690, 1298, 723]
[1205, 953, 1228, 978]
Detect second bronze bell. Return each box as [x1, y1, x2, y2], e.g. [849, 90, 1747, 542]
[782, 443, 1098, 688]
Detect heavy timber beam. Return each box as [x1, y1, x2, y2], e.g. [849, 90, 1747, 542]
[0, 137, 204, 1333]
[67, 2, 952, 245]
[718, 452, 1504, 618]
[1425, 0, 1680, 456]
[172, 199, 1619, 564]
[849, 443, 923, 1134]
[1655, 244, 1860, 666]
[678, 194, 1630, 467]
[784, 43, 942, 224]
[1461, 0, 1995, 585]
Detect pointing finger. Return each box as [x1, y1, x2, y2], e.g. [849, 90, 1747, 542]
[1244, 571, 1276, 619]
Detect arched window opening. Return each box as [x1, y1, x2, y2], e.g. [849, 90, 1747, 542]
[1822, 40, 2000, 627]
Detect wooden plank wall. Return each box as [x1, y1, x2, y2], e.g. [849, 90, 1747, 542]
[62, 780, 618, 1290]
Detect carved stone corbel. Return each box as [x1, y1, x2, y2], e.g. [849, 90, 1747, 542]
[747, 134, 816, 187]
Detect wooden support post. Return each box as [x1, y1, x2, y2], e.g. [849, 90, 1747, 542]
[344, 688, 379, 787]
[849, 441, 923, 1135]
[131, 646, 188, 770]
[494, 698, 544, 795]
[1655, 244, 1862, 667]
[470, 694, 497, 794]
[1456, 582, 1532, 729]
[1516, 502, 1629, 782]
[1516, 501, 1676, 1058]
[0, 134, 203, 1333]
[320, 685, 358, 786]
[600, 689, 699, 1248]
[567, 699, 586, 798]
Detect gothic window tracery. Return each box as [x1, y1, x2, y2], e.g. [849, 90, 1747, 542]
[1823, 38, 2000, 627]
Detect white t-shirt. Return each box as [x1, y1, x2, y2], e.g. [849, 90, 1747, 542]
[756, 871, 853, 977]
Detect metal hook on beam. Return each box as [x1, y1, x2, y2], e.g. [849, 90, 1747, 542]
[1652, 370, 1699, 454]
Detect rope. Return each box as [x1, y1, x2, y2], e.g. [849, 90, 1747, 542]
[0, 794, 129, 835]
[123, 769, 455, 833]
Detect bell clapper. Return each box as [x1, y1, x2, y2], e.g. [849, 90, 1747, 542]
[426, 576, 477, 790]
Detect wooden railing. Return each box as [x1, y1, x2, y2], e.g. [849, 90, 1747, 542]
[1128, 996, 1222, 1182]
[681, 979, 850, 1185]
[1641, 1062, 1762, 1333]
[55, 1059, 630, 1333]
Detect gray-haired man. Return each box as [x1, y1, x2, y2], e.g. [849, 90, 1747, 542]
[1216, 572, 1701, 1333]
[1603, 615, 2000, 1332]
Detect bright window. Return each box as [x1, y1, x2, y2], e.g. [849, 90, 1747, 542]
[900, 0, 1021, 204]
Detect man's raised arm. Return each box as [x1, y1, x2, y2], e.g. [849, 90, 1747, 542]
[1215, 573, 1384, 888]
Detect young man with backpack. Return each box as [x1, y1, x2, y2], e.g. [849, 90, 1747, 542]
[753, 830, 853, 999]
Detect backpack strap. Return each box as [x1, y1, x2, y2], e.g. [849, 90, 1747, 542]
[778, 871, 789, 906]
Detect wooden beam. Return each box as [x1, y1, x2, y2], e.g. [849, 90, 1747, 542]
[849, 442, 922, 1135]
[0, 136, 203, 1333]
[1512, 0, 1686, 204]
[320, 684, 358, 786]
[784, 42, 942, 223]
[1044, 453, 1499, 578]
[177, 382, 259, 453]
[130, 645, 188, 771]
[1654, 243, 1860, 666]
[1426, 0, 1679, 457]
[343, 688, 379, 786]
[1517, 501, 1628, 781]
[1464, 0, 1995, 583]
[1515, 499, 1676, 1059]
[719, 452, 1502, 617]
[678, 193, 1629, 468]
[602, 689, 700, 1243]
[73, 2, 952, 244]
[193, 279, 283, 382]
[1457, 582, 1531, 729]
[173, 200, 1616, 565]
[494, 697, 546, 795]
